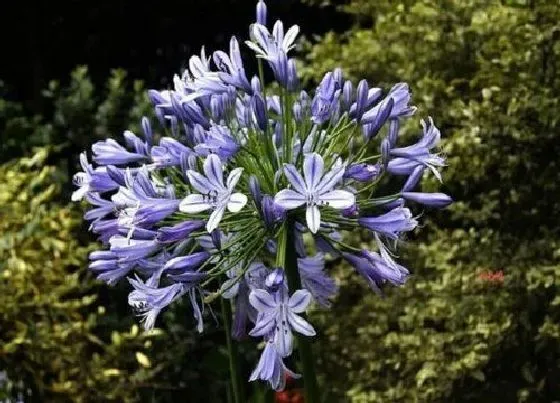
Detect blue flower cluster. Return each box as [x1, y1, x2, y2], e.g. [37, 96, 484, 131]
[73, 0, 452, 391]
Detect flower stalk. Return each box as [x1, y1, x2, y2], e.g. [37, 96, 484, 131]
[276, 222, 320, 403]
[221, 297, 245, 403]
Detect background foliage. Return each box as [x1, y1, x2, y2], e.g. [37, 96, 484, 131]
[302, 0, 560, 401]
[1, 0, 559, 402]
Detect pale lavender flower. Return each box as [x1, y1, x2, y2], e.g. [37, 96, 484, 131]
[343, 250, 409, 295]
[128, 275, 187, 330]
[92, 137, 148, 166]
[274, 153, 355, 233]
[249, 339, 300, 391]
[214, 37, 253, 94]
[401, 192, 453, 208]
[359, 207, 418, 240]
[72, 153, 119, 201]
[388, 117, 445, 181]
[156, 220, 205, 243]
[89, 250, 135, 285]
[249, 284, 315, 357]
[298, 253, 337, 307]
[179, 154, 248, 232]
[344, 163, 382, 182]
[246, 21, 299, 88]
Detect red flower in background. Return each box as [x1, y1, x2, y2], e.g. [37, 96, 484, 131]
[275, 374, 304, 403]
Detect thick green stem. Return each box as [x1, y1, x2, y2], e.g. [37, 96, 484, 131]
[221, 297, 245, 403]
[276, 223, 320, 403]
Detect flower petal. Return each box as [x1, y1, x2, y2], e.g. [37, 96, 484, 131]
[306, 205, 321, 233]
[187, 171, 214, 194]
[319, 190, 355, 209]
[316, 161, 345, 194]
[249, 311, 276, 337]
[227, 193, 248, 212]
[203, 154, 224, 188]
[287, 311, 316, 336]
[283, 164, 307, 194]
[303, 153, 324, 191]
[288, 289, 312, 313]
[249, 289, 277, 312]
[226, 167, 244, 190]
[179, 194, 212, 213]
[274, 318, 293, 357]
[274, 189, 306, 210]
[206, 204, 226, 232]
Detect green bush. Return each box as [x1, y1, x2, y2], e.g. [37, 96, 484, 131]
[0, 147, 164, 402]
[302, 0, 560, 401]
[0, 69, 234, 402]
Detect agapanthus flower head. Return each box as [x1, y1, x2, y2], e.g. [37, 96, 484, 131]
[72, 0, 452, 392]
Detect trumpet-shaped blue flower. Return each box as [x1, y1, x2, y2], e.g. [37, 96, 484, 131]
[179, 154, 248, 232]
[249, 284, 315, 357]
[249, 339, 300, 391]
[275, 153, 355, 233]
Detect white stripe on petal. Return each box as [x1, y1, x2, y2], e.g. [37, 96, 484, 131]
[227, 193, 248, 212]
[319, 190, 355, 209]
[274, 189, 306, 210]
[306, 205, 321, 233]
[206, 204, 226, 233]
[179, 194, 212, 213]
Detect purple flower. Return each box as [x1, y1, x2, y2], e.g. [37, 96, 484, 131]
[311, 72, 339, 125]
[402, 166, 425, 192]
[214, 37, 252, 94]
[194, 125, 239, 160]
[344, 163, 381, 182]
[247, 21, 299, 88]
[150, 137, 193, 167]
[387, 83, 416, 118]
[92, 137, 147, 166]
[358, 207, 418, 240]
[163, 251, 210, 275]
[388, 117, 445, 181]
[256, 0, 267, 25]
[128, 275, 187, 330]
[262, 195, 286, 229]
[249, 339, 300, 391]
[109, 235, 160, 261]
[361, 97, 394, 139]
[179, 154, 248, 232]
[89, 250, 135, 285]
[298, 253, 337, 307]
[156, 220, 205, 243]
[84, 192, 115, 222]
[401, 192, 453, 208]
[72, 153, 119, 201]
[274, 153, 355, 233]
[249, 285, 315, 357]
[343, 250, 409, 294]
